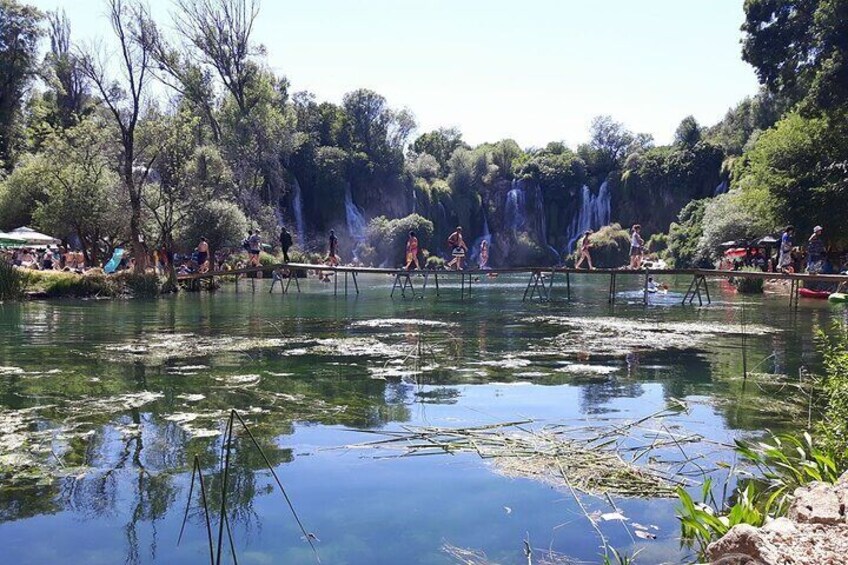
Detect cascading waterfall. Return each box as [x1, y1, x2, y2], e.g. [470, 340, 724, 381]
[291, 178, 306, 245]
[565, 180, 611, 251]
[504, 181, 527, 231]
[504, 179, 560, 261]
[469, 210, 492, 265]
[714, 180, 728, 196]
[344, 184, 368, 241]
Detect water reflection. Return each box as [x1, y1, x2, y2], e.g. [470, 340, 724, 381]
[0, 274, 844, 564]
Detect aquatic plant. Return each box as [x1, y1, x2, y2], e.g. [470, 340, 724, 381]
[344, 404, 697, 498]
[0, 262, 29, 300]
[815, 323, 848, 464]
[677, 481, 764, 556]
[179, 410, 320, 564]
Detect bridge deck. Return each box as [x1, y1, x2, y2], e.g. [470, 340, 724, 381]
[176, 263, 848, 284]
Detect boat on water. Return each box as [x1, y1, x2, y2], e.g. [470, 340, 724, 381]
[799, 288, 831, 300]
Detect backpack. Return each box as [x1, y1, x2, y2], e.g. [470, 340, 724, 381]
[242, 238, 250, 251]
[447, 233, 459, 247]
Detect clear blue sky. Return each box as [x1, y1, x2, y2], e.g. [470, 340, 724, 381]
[30, 0, 760, 148]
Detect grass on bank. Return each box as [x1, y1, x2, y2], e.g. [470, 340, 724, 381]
[0, 261, 31, 300]
[21, 268, 161, 298]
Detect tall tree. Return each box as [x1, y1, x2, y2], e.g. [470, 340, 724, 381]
[412, 128, 467, 174]
[674, 115, 702, 148]
[0, 0, 42, 169]
[32, 120, 128, 266]
[78, 0, 158, 273]
[43, 10, 88, 129]
[742, 0, 848, 113]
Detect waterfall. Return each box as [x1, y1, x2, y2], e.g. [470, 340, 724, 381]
[344, 184, 367, 241]
[565, 181, 611, 251]
[504, 178, 560, 262]
[504, 180, 526, 231]
[469, 210, 492, 265]
[411, 187, 418, 214]
[291, 178, 306, 245]
[714, 180, 728, 196]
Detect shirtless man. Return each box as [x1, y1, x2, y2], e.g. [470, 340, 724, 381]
[197, 237, 209, 273]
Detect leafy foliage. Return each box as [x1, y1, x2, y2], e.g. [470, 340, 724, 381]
[730, 267, 765, 294]
[816, 324, 848, 463]
[362, 214, 434, 267]
[735, 112, 848, 245]
[0, 0, 43, 168]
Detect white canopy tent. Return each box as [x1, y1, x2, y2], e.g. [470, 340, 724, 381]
[8, 226, 61, 247]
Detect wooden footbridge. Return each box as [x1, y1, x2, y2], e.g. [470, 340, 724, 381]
[176, 263, 848, 307]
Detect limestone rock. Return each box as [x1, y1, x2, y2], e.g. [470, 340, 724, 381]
[787, 481, 845, 525]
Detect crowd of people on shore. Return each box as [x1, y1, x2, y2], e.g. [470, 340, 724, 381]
[2, 247, 87, 273]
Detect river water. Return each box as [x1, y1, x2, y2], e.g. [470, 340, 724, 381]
[0, 274, 846, 564]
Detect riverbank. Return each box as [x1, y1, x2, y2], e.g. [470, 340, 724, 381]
[18, 269, 161, 299]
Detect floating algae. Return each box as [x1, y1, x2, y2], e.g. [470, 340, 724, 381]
[528, 316, 778, 357]
[473, 357, 533, 369]
[351, 318, 456, 329]
[555, 363, 620, 375]
[97, 332, 294, 364]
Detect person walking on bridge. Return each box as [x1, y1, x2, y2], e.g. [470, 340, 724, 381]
[326, 230, 340, 267]
[575, 230, 594, 270]
[446, 226, 467, 270]
[806, 225, 825, 273]
[629, 224, 644, 269]
[279, 226, 293, 263]
[248, 230, 262, 268]
[778, 225, 795, 273]
[405, 230, 420, 270]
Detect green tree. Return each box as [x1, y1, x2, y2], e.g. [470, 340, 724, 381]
[179, 199, 249, 260]
[0, 0, 43, 169]
[736, 111, 848, 243]
[674, 116, 702, 148]
[411, 127, 467, 174]
[31, 120, 128, 265]
[742, 0, 848, 113]
[78, 0, 159, 273]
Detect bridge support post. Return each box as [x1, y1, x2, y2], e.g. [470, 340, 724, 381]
[523, 270, 549, 302]
[643, 269, 651, 305]
[391, 273, 416, 299]
[682, 274, 710, 306]
[566, 272, 571, 300]
[608, 273, 617, 304]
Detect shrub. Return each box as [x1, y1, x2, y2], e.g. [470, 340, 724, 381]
[570, 223, 630, 268]
[364, 214, 434, 267]
[114, 272, 161, 297]
[817, 324, 848, 463]
[730, 267, 764, 293]
[0, 262, 29, 300]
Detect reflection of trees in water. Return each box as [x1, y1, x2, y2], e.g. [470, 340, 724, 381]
[578, 378, 645, 415]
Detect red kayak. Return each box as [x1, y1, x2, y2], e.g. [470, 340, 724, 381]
[799, 288, 831, 300]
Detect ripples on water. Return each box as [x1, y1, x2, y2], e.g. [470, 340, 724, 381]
[0, 274, 846, 564]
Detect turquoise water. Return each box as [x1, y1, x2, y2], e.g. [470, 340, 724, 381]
[0, 273, 845, 564]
